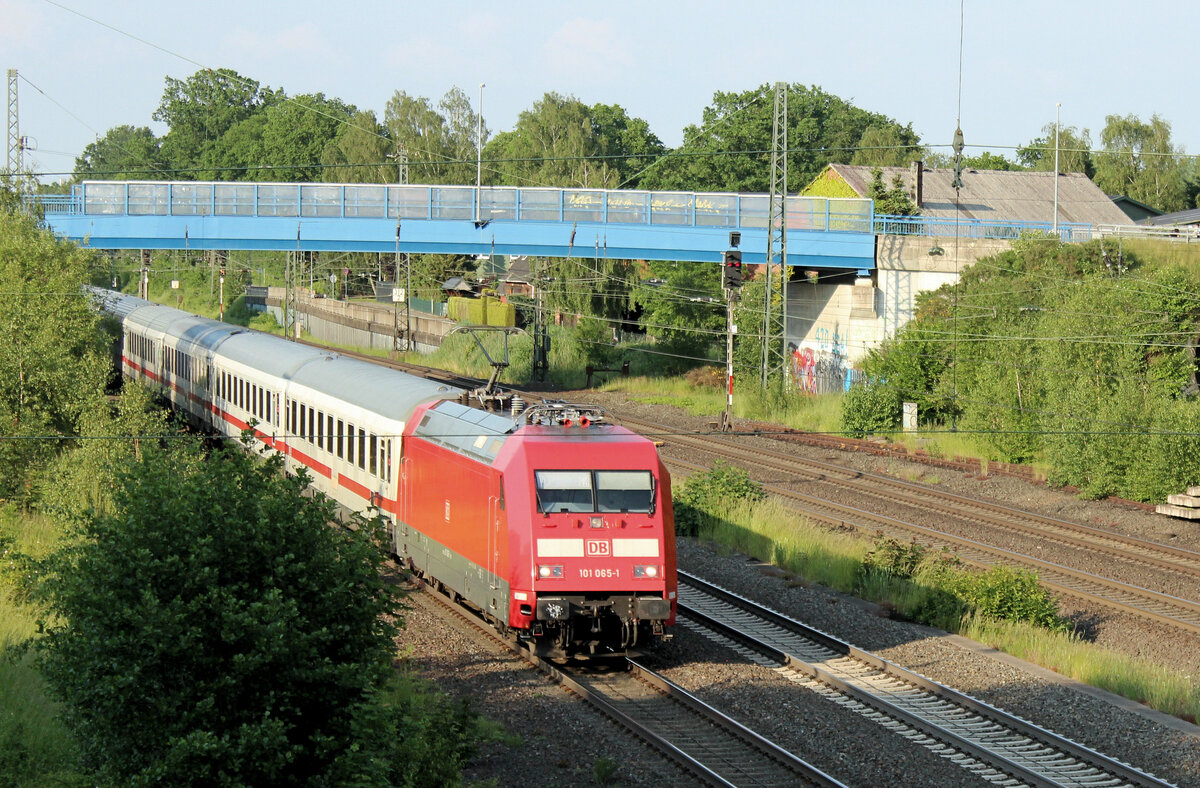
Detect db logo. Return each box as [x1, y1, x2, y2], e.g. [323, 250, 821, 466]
[586, 539, 610, 557]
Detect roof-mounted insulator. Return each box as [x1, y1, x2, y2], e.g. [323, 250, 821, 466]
[521, 403, 610, 427]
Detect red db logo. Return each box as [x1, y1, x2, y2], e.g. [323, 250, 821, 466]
[586, 540, 610, 557]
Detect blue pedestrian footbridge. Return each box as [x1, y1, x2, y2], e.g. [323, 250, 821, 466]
[34, 181, 877, 271]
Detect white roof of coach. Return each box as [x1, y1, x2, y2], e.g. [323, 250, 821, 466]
[214, 332, 334, 380]
[288, 355, 461, 422]
[84, 286, 153, 320]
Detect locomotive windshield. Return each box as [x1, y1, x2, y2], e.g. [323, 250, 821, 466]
[535, 470, 655, 514]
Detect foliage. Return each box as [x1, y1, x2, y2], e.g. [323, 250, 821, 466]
[673, 461, 764, 536]
[486, 92, 664, 189]
[962, 151, 1018, 171]
[37, 443, 450, 786]
[73, 125, 165, 180]
[0, 212, 110, 503]
[631, 260, 724, 363]
[385, 87, 485, 185]
[867, 168, 919, 216]
[1017, 123, 1094, 176]
[840, 237, 1200, 501]
[153, 68, 282, 179]
[840, 380, 901, 437]
[534, 253, 638, 336]
[321, 110, 394, 183]
[947, 565, 1069, 632]
[1092, 113, 1191, 212]
[643, 83, 920, 192]
[860, 535, 926, 578]
[850, 126, 926, 168]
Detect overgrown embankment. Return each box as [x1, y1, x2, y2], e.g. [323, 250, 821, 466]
[842, 237, 1200, 501]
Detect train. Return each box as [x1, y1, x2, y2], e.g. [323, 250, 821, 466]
[88, 286, 677, 657]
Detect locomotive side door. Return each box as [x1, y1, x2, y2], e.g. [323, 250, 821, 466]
[487, 474, 504, 618]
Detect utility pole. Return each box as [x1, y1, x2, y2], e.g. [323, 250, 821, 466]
[6, 69, 19, 179]
[475, 83, 485, 224]
[763, 81, 788, 388]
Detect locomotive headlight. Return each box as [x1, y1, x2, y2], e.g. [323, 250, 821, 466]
[537, 564, 564, 579]
[634, 565, 660, 579]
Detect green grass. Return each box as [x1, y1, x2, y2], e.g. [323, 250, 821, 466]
[963, 616, 1200, 722]
[690, 494, 1200, 723]
[0, 507, 84, 787]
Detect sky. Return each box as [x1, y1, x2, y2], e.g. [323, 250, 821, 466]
[5, 0, 1199, 182]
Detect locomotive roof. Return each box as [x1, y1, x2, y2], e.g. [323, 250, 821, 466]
[413, 399, 519, 464]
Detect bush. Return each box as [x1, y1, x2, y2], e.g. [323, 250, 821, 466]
[674, 461, 764, 536]
[38, 443, 461, 786]
[840, 381, 901, 437]
[952, 565, 1070, 632]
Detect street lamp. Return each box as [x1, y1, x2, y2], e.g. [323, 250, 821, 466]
[475, 82, 485, 224]
[1053, 103, 1061, 237]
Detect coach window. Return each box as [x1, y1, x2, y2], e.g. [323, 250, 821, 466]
[336, 419, 345, 458]
[357, 428, 367, 471]
[369, 434, 378, 476]
[318, 410, 326, 447]
[385, 440, 392, 483]
[346, 423, 355, 465]
[326, 414, 334, 453]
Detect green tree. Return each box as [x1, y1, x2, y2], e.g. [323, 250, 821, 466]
[384, 87, 485, 185]
[154, 68, 281, 179]
[851, 125, 926, 168]
[868, 168, 919, 216]
[632, 260, 724, 363]
[1017, 123, 1093, 176]
[485, 93, 662, 189]
[322, 110, 394, 183]
[250, 93, 356, 182]
[73, 125, 165, 180]
[963, 151, 1019, 171]
[39, 444, 440, 786]
[0, 212, 109, 502]
[1092, 113, 1189, 212]
[644, 83, 920, 193]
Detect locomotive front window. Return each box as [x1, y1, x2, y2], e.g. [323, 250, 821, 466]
[535, 470, 594, 513]
[596, 471, 654, 513]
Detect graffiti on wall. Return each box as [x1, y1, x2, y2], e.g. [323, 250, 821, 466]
[788, 328, 860, 394]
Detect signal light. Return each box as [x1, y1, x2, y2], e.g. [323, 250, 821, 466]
[723, 249, 743, 289]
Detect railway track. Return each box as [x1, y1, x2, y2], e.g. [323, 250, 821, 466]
[417, 578, 845, 787]
[614, 416, 1200, 636]
[678, 571, 1172, 788]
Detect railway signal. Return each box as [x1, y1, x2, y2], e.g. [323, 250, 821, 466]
[722, 249, 743, 289]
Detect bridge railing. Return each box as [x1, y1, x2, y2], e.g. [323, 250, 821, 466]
[38, 181, 877, 233]
[872, 214, 1096, 242]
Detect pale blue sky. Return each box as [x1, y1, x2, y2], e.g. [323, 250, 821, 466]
[5, 0, 1197, 181]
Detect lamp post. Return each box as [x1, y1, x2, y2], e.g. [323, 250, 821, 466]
[1053, 103, 1060, 237]
[475, 82, 485, 224]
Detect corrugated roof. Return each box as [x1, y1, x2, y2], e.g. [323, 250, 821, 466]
[827, 164, 1131, 226]
[1144, 207, 1200, 226]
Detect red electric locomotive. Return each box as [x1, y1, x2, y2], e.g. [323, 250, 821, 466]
[399, 401, 676, 656]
